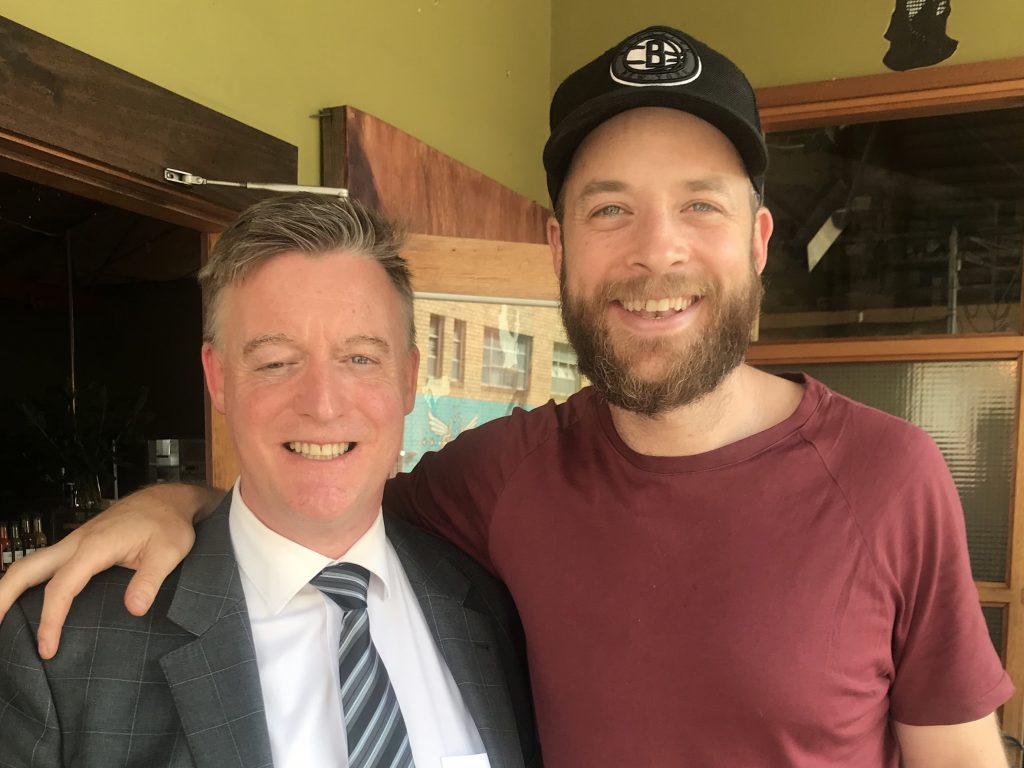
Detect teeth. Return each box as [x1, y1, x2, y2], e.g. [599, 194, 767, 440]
[622, 297, 696, 313]
[286, 441, 352, 460]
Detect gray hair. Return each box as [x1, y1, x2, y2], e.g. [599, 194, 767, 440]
[198, 193, 415, 347]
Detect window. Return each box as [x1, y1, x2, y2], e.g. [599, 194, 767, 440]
[427, 314, 444, 379]
[449, 319, 466, 383]
[550, 342, 580, 398]
[482, 326, 531, 390]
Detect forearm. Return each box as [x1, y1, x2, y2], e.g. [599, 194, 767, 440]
[896, 713, 1008, 767]
[140, 481, 223, 523]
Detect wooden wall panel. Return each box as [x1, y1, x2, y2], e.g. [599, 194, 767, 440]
[0, 15, 297, 217]
[320, 105, 550, 244]
[200, 232, 238, 490]
[403, 233, 554, 301]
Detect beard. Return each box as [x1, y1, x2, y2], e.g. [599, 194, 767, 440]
[559, 256, 763, 418]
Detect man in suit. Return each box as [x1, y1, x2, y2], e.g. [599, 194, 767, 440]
[0, 193, 538, 768]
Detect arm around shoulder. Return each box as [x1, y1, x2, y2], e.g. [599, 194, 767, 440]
[895, 713, 1009, 767]
[0, 481, 218, 658]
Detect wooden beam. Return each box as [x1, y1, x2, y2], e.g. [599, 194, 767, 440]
[748, 334, 1024, 365]
[758, 56, 1024, 132]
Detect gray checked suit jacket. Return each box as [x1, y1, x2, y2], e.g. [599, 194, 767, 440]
[0, 498, 540, 768]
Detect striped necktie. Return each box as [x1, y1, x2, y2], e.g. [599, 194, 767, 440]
[311, 563, 415, 768]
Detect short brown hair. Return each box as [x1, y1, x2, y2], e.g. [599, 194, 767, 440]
[198, 193, 414, 347]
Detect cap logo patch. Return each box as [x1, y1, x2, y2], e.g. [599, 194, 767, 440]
[610, 29, 701, 87]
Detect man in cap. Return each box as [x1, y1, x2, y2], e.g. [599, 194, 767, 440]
[0, 24, 1012, 767]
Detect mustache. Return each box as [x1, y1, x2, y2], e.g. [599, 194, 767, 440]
[595, 274, 719, 304]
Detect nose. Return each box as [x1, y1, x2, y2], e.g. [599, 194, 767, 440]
[629, 209, 690, 274]
[293, 358, 345, 420]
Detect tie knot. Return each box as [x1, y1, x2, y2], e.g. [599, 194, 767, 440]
[310, 563, 371, 611]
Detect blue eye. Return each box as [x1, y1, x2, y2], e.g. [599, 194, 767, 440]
[593, 204, 623, 217]
[689, 201, 718, 213]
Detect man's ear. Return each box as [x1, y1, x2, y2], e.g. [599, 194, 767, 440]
[201, 342, 227, 414]
[547, 216, 564, 279]
[403, 345, 420, 414]
[752, 206, 774, 275]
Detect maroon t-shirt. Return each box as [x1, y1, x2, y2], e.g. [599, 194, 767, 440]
[385, 375, 1012, 766]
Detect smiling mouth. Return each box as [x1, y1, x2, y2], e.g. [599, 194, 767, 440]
[619, 296, 702, 319]
[285, 442, 355, 460]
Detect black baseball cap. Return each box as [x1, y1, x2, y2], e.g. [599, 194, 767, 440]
[543, 25, 767, 204]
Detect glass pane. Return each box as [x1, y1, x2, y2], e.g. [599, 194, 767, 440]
[982, 604, 1007, 661]
[759, 361, 1015, 582]
[402, 298, 581, 471]
[762, 106, 1024, 340]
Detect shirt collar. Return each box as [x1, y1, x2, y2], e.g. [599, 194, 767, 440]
[228, 481, 393, 616]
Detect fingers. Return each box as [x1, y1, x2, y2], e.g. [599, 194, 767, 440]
[124, 537, 193, 616]
[36, 543, 117, 658]
[0, 545, 73, 623]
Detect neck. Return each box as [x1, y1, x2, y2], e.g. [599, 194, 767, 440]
[607, 365, 804, 457]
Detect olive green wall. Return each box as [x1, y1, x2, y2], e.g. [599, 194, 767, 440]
[551, 1, 1024, 89]
[5, 2, 1024, 207]
[1, 1, 552, 202]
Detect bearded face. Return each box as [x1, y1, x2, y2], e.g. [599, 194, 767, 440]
[559, 253, 763, 417]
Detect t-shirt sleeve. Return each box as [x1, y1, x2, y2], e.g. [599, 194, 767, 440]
[384, 409, 533, 575]
[883, 430, 1014, 725]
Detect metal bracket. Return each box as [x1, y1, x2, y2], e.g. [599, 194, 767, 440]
[163, 168, 348, 197]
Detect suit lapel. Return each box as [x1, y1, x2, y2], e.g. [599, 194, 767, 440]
[386, 517, 525, 768]
[160, 498, 274, 768]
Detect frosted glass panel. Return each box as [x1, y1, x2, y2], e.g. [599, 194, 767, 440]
[760, 361, 1016, 582]
[982, 605, 1007, 661]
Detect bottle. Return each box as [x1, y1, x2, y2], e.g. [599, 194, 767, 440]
[10, 521, 24, 562]
[20, 516, 35, 557]
[32, 516, 47, 550]
[0, 524, 11, 573]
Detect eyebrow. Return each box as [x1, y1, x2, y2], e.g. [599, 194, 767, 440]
[683, 177, 731, 195]
[243, 333, 392, 356]
[574, 176, 732, 205]
[347, 334, 391, 353]
[575, 179, 629, 204]
[242, 334, 294, 356]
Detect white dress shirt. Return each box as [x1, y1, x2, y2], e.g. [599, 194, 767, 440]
[228, 484, 488, 768]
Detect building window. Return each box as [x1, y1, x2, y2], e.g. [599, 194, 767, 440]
[482, 326, 531, 390]
[449, 319, 466, 383]
[550, 342, 580, 397]
[427, 314, 444, 379]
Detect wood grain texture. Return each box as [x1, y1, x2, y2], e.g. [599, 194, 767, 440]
[320, 106, 550, 244]
[0, 16, 297, 213]
[0, 129, 240, 231]
[757, 56, 1024, 132]
[403, 233, 555, 300]
[200, 232, 238, 491]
